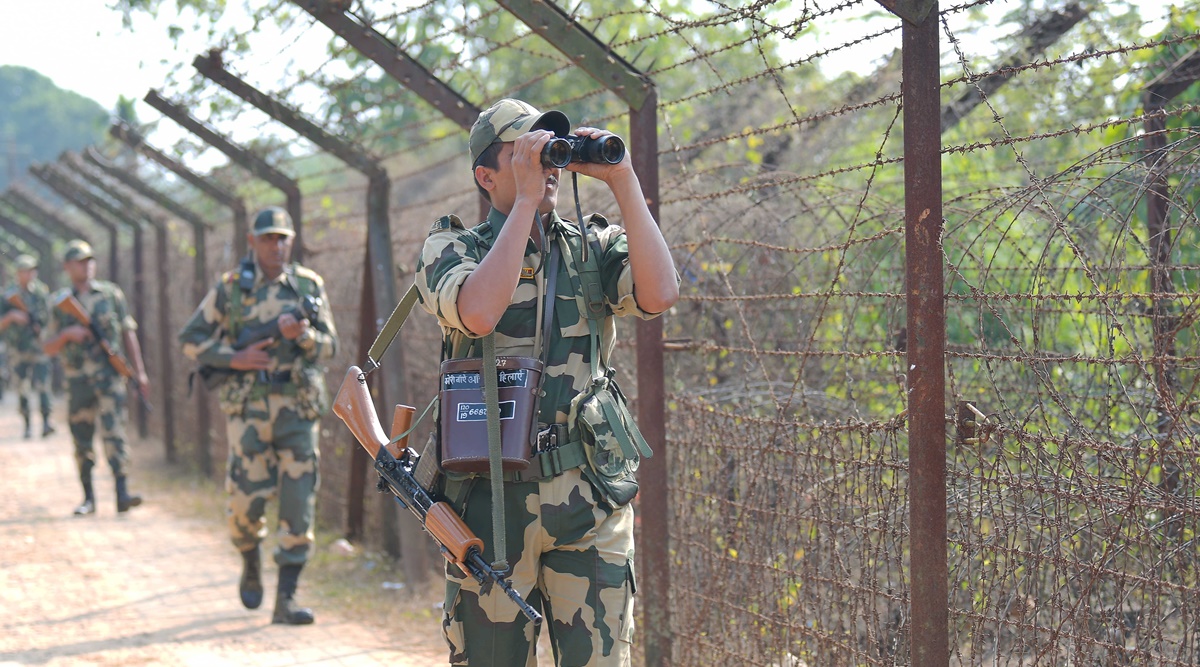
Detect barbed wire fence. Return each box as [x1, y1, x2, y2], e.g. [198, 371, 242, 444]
[13, 0, 1200, 664]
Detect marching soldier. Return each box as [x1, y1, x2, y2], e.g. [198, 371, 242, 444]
[179, 207, 337, 625]
[43, 240, 150, 516]
[0, 254, 54, 438]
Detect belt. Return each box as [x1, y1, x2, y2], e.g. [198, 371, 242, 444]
[250, 370, 296, 396]
[505, 423, 587, 482]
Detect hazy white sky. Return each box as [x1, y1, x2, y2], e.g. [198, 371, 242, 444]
[0, 1, 1183, 144]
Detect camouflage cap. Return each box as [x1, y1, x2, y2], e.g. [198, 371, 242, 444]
[252, 207, 295, 237]
[14, 254, 37, 270]
[469, 98, 570, 165]
[63, 240, 94, 262]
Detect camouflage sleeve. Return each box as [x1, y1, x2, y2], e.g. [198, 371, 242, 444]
[596, 223, 679, 320]
[297, 278, 337, 362]
[177, 282, 237, 366]
[111, 284, 137, 332]
[414, 230, 482, 338]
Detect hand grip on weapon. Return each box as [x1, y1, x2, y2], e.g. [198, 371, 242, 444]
[332, 366, 543, 627]
[277, 312, 310, 340]
[229, 337, 274, 370]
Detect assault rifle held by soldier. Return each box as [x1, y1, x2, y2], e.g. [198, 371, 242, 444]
[5, 291, 41, 333]
[54, 293, 152, 412]
[193, 294, 322, 391]
[332, 365, 543, 627]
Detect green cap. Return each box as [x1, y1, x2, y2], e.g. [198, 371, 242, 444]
[252, 207, 295, 237]
[14, 254, 37, 270]
[63, 240, 94, 262]
[469, 98, 570, 165]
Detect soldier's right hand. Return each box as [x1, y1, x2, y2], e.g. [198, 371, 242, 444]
[230, 337, 274, 371]
[62, 325, 91, 344]
[5, 310, 29, 326]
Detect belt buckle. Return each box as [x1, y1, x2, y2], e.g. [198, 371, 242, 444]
[536, 425, 558, 452]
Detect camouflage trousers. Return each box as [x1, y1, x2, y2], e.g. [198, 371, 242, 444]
[225, 394, 319, 566]
[67, 373, 129, 478]
[13, 356, 51, 418]
[442, 467, 636, 666]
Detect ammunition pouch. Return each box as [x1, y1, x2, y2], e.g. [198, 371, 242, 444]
[567, 370, 652, 507]
[438, 356, 542, 474]
[293, 366, 328, 420]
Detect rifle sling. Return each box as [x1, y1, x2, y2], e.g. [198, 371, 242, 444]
[364, 284, 420, 375]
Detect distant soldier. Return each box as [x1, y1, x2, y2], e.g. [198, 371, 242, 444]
[43, 241, 149, 516]
[0, 254, 54, 438]
[179, 207, 338, 625]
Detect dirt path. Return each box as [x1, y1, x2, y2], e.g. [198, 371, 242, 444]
[0, 394, 448, 667]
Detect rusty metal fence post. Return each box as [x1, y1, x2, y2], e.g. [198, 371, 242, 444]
[880, 0, 951, 664]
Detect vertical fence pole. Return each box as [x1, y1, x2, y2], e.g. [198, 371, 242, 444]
[631, 89, 671, 667]
[901, 4, 948, 665]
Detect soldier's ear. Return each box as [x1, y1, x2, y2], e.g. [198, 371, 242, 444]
[474, 164, 498, 194]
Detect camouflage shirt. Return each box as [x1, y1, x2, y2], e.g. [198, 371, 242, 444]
[416, 207, 663, 425]
[178, 260, 338, 376]
[45, 280, 137, 380]
[0, 278, 51, 361]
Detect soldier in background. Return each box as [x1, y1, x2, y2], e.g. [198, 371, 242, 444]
[179, 207, 337, 626]
[0, 255, 54, 438]
[43, 241, 149, 516]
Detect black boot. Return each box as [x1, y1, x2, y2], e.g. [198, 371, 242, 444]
[115, 476, 142, 513]
[21, 413, 31, 439]
[41, 413, 55, 437]
[272, 564, 314, 625]
[73, 471, 95, 516]
[239, 547, 264, 609]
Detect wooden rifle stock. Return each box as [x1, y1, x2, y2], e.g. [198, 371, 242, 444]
[334, 369, 542, 626]
[54, 293, 134, 379]
[6, 291, 29, 313]
[332, 366, 485, 567]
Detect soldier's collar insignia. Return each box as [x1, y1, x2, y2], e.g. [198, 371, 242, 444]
[520, 267, 535, 280]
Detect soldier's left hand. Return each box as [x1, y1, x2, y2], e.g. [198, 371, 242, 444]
[136, 373, 150, 399]
[278, 313, 309, 340]
[564, 127, 635, 184]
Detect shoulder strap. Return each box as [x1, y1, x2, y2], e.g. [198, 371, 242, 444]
[363, 284, 420, 375]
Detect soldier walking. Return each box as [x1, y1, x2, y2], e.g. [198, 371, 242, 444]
[179, 207, 338, 625]
[43, 241, 150, 516]
[0, 254, 55, 438]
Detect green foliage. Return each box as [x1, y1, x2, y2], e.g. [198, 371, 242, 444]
[0, 66, 108, 191]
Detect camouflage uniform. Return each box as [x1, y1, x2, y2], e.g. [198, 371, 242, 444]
[0, 275, 53, 433]
[178, 258, 337, 567]
[45, 280, 138, 487]
[417, 202, 663, 665]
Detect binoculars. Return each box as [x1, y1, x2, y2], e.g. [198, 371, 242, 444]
[541, 134, 625, 168]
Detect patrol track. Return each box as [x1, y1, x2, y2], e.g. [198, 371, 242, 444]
[0, 393, 446, 667]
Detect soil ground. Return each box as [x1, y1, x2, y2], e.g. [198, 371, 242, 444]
[0, 391, 451, 667]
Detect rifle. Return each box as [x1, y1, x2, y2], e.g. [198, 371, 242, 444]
[332, 366, 543, 627]
[54, 293, 152, 412]
[195, 293, 323, 392]
[5, 291, 41, 333]
[234, 293, 321, 349]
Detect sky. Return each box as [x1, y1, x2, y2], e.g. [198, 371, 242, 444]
[0, 1, 1183, 151]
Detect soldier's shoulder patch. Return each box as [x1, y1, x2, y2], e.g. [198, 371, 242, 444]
[430, 214, 465, 235]
[221, 269, 239, 284]
[292, 265, 325, 287]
